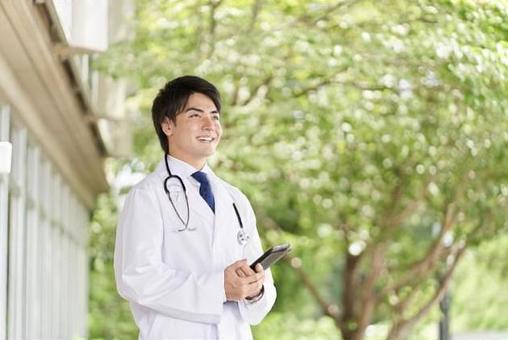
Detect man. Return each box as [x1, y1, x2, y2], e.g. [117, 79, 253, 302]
[114, 75, 276, 340]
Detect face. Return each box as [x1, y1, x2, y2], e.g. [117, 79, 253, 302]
[162, 92, 222, 168]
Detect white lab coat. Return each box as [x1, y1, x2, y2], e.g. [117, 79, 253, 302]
[114, 156, 277, 340]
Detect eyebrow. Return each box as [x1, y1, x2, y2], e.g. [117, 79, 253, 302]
[184, 107, 219, 114]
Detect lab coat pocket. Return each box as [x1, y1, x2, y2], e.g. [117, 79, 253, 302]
[166, 180, 185, 204]
[161, 185, 190, 232]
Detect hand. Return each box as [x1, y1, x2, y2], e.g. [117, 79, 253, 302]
[241, 264, 265, 300]
[224, 260, 265, 301]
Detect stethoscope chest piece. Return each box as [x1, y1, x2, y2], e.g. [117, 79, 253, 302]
[237, 229, 250, 246]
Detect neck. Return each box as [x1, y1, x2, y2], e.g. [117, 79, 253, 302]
[167, 152, 206, 170]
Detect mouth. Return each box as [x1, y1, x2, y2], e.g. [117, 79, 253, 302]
[196, 136, 216, 143]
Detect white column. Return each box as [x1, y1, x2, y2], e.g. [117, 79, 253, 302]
[25, 145, 41, 339]
[0, 105, 11, 340]
[72, 197, 83, 338]
[7, 125, 27, 340]
[35, 152, 45, 340]
[61, 185, 70, 340]
[69, 238, 77, 338]
[74, 204, 89, 339]
[51, 174, 62, 339]
[39, 160, 51, 340]
[78, 241, 88, 339]
[60, 233, 70, 339]
[48, 172, 56, 339]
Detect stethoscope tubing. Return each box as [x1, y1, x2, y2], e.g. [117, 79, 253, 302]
[162, 154, 247, 239]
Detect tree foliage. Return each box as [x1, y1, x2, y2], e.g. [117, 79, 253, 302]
[91, 0, 508, 339]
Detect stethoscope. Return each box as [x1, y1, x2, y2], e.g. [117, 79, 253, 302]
[163, 154, 250, 246]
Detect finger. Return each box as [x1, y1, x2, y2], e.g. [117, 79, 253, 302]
[237, 262, 256, 276]
[229, 259, 248, 270]
[255, 263, 264, 273]
[239, 275, 255, 285]
[253, 271, 265, 282]
[236, 267, 248, 278]
[240, 273, 260, 286]
[246, 282, 263, 298]
[247, 278, 263, 289]
[244, 272, 264, 285]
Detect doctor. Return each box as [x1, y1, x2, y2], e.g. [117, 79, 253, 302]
[114, 75, 276, 340]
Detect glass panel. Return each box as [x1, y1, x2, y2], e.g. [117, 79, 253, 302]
[1, 112, 91, 339]
[7, 125, 27, 340]
[25, 144, 40, 338]
[0, 105, 11, 340]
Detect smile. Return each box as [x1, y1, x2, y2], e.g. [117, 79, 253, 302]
[197, 136, 215, 143]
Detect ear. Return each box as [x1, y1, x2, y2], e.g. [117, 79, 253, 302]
[161, 117, 173, 137]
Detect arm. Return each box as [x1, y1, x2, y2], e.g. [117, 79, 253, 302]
[236, 193, 277, 325]
[113, 186, 225, 324]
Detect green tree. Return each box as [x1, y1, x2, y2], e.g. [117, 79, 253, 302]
[451, 234, 508, 331]
[89, 187, 138, 339]
[92, 0, 508, 339]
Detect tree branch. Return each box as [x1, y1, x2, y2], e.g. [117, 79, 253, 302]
[384, 175, 432, 228]
[292, 75, 401, 100]
[360, 175, 405, 258]
[340, 251, 361, 328]
[391, 244, 455, 314]
[310, 0, 361, 25]
[383, 202, 457, 295]
[355, 245, 384, 336]
[292, 77, 335, 98]
[239, 74, 273, 106]
[206, 0, 223, 58]
[386, 244, 466, 340]
[287, 0, 361, 29]
[247, 0, 262, 32]
[284, 253, 341, 320]
[261, 215, 341, 321]
[230, 77, 241, 106]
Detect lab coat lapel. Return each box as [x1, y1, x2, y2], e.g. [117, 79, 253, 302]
[155, 158, 215, 229]
[185, 176, 215, 228]
[211, 179, 235, 250]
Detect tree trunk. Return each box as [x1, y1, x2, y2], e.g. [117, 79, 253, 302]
[340, 251, 368, 340]
[386, 321, 411, 340]
[340, 325, 370, 340]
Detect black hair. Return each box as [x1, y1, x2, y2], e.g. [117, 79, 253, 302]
[151, 75, 221, 152]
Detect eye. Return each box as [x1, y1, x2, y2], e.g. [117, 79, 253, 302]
[212, 114, 220, 121]
[189, 113, 200, 118]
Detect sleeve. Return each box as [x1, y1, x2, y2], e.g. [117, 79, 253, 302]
[113, 185, 225, 324]
[235, 192, 277, 325]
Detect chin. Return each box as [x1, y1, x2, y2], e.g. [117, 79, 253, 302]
[197, 148, 216, 158]
[205, 144, 218, 153]
[204, 149, 217, 157]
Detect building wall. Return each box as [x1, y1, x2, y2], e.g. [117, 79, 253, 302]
[0, 1, 132, 338]
[0, 105, 89, 339]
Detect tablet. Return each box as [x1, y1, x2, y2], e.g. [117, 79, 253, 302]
[250, 243, 291, 270]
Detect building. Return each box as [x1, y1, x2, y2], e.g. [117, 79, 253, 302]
[0, 1, 132, 339]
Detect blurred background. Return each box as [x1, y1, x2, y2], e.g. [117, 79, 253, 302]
[1, 0, 508, 339]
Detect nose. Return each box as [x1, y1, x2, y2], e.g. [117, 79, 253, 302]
[202, 114, 214, 130]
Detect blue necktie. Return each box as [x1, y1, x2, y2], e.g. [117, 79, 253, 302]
[192, 171, 215, 213]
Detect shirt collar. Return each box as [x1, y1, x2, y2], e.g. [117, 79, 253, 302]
[155, 155, 216, 181]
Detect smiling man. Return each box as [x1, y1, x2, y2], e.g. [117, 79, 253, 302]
[114, 76, 276, 340]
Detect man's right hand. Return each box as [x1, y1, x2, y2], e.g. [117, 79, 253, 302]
[224, 259, 264, 301]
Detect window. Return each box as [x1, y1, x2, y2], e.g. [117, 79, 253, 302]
[0, 105, 90, 339]
[0, 105, 11, 340]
